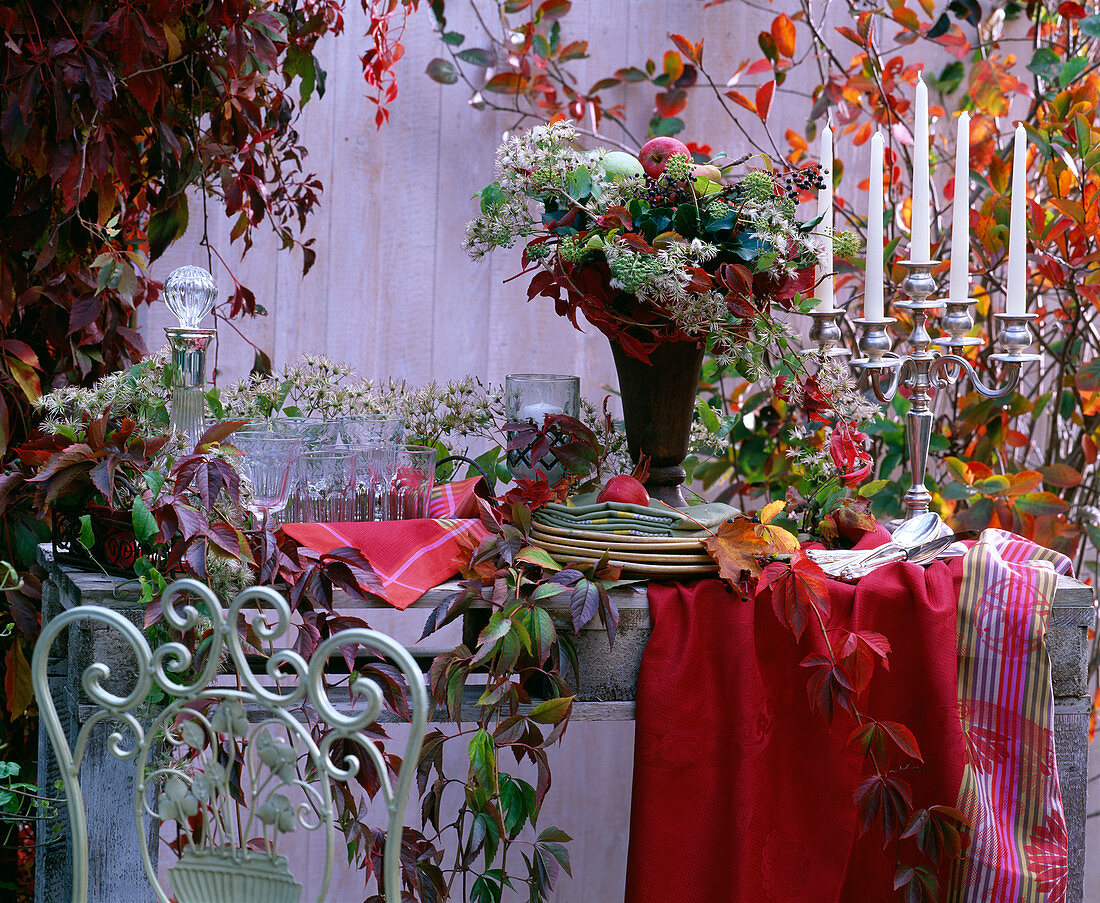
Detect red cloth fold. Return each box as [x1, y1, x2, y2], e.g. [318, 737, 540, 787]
[626, 559, 967, 902]
[281, 477, 489, 610]
[626, 529, 1071, 902]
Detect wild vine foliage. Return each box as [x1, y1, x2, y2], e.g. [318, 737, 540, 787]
[0, 3, 341, 889]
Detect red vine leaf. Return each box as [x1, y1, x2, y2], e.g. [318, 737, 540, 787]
[855, 772, 913, 843]
[760, 550, 829, 640]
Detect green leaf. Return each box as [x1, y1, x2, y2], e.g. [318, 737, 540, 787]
[480, 182, 505, 213]
[131, 497, 156, 544]
[696, 397, 721, 433]
[78, 514, 94, 550]
[143, 470, 166, 496]
[858, 479, 889, 498]
[649, 116, 684, 137]
[458, 47, 495, 67]
[528, 695, 573, 724]
[468, 728, 498, 793]
[1027, 48, 1061, 82]
[441, 31, 465, 45]
[425, 58, 459, 85]
[515, 547, 562, 570]
[1079, 14, 1100, 38]
[566, 165, 592, 201]
[1060, 56, 1088, 87]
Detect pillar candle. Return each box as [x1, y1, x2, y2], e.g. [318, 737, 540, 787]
[1005, 124, 1028, 315]
[911, 77, 930, 262]
[816, 124, 834, 310]
[948, 112, 971, 299]
[865, 132, 885, 320]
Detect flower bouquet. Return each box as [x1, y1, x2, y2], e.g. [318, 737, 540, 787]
[466, 121, 858, 504]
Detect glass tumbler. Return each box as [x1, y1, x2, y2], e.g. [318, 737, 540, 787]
[337, 416, 404, 447]
[241, 418, 342, 521]
[229, 430, 303, 523]
[503, 374, 581, 482]
[350, 445, 436, 521]
[300, 450, 357, 523]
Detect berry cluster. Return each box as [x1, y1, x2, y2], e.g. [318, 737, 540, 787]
[780, 162, 827, 199]
[662, 153, 693, 182]
[638, 177, 692, 207]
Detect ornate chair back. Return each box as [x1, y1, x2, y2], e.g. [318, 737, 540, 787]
[32, 578, 427, 903]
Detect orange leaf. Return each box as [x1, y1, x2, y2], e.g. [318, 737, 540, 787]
[704, 516, 798, 580]
[725, 90, 757, 115]
[756, 80, 775, 122]
[771, 13, 797, 58]
[760, 500, 786, 524]
[670, 33, 701, 66]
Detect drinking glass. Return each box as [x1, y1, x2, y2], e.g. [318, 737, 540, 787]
[503, 374, 580, 482]
[230, 430, 303, 523]
[349, 445, 436, 521]
[337, 416, 404, 447]
[299, 450, 357, 523]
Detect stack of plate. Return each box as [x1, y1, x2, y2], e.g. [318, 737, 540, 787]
[530, 521, 718, 577]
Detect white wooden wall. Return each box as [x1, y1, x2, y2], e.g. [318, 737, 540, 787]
[139, 3, 1097, 901]
[142, 1, 815, 397]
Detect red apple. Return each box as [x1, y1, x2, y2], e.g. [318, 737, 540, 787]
[597, 475, 651, 507]
[638, 137, 691, 179]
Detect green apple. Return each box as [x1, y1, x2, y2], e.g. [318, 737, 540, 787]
[602, 150, 645, 179]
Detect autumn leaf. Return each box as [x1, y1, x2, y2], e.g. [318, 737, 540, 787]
[703, 515, 799, 579]
[759, 550, 829, 640]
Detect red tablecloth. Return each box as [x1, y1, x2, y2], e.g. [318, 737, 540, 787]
[626, 529, 1072, 902]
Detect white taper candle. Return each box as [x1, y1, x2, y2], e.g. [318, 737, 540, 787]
[865, 132, 885, 320]
[816, 124, 834, 310]
[911, 77, 931, 262]
[1005, 124, 1028, 315]
[948, 112, 971, 299]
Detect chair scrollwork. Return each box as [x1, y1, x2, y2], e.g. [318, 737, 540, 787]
[32, 578, 428, 903]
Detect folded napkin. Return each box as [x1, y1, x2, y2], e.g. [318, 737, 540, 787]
[281, 477, 488, 610]
[536, 492, 737, 536]
[626, 528, 1072, 902]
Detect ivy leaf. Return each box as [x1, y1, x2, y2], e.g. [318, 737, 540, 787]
[528, 695, 573, 724]
[855, 772, 913, 843]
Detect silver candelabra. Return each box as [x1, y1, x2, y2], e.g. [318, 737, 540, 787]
[805, 260, 1040, 521]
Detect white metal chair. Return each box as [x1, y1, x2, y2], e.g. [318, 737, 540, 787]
[32, 578, 427, 903]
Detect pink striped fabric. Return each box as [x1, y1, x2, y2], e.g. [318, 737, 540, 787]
[948, 529, 1073, 902]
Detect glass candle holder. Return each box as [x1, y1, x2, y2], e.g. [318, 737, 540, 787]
[503, 374, 580, 483]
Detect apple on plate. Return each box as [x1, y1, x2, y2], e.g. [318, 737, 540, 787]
[597, 475, 651, 507]
[638, 137, 691, 179]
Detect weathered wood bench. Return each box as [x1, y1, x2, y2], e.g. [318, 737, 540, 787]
[35, 547, 1095, 903]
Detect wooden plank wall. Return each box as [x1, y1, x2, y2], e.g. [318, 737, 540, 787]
[142, 1, 816, 397]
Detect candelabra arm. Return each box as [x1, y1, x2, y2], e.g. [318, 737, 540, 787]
[929, 354, 1022, 398]
[866, 360, 902, 404]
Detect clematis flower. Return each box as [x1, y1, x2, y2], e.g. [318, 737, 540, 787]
[829, 420, 872, 487]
